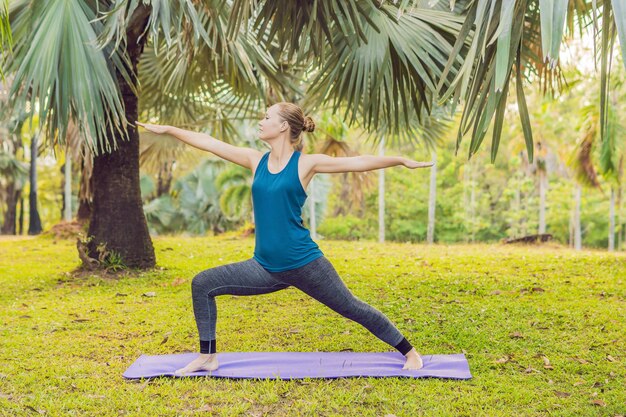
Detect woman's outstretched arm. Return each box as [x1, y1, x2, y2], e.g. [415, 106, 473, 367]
[310, 154, 433, 174]
[135, 122, 261, 170]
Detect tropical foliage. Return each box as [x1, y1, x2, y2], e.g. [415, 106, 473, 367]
[0, 0, 10, 78]
[142, 159, 234, 235]
[319, 49, 626, 249]
[2, 0, 626, 266]
[438, 0, 626, 164]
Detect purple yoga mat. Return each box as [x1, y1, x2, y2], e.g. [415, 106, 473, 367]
[123, 352, 472, 380]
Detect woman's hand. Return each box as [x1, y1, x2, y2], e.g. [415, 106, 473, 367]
[135, 121, 171, 135]
[402, 158, 434, 169]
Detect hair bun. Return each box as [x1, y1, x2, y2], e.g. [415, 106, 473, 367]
[303, 116, 315, 133]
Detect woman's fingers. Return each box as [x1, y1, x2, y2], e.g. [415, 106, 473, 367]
[404, 160, 434, 169]
[135, 121, 164, 134]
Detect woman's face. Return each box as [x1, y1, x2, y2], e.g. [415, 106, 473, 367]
[258, 105, 286, 141]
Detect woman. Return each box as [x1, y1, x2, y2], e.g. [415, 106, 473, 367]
[136, 102, 433, 375]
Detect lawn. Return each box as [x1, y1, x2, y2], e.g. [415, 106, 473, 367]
[0, 234, 624, 416]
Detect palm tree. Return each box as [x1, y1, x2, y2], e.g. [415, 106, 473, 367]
[0, 107, 26, 234]
[440, 0, 626, 165]
[142, 157, 233, 235]
[316, 123, 376, 219]
[214, 164, 254, 223]
[172, 158, 231, 235]
[0, 0, 10, 79]
[570, 93, 625, 251]
[5, 1, 623, 267]
[1, 0, 464, 268]
[0, 148, 28, 233]
[65, 120, 95, 223]
[27, 131, 42, 234]
[600, 91, 625, 251]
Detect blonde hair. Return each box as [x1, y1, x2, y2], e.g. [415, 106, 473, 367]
[275, 102, 315, 152]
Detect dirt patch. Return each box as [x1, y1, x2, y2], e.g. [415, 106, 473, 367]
[43, 220, 88, 240]
[60, 265, 145, 282]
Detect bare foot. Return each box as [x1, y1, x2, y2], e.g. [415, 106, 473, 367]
[402, 348, 423, 370]
[174, 353, 219, 375]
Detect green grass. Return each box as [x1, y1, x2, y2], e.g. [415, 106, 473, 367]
[0, 234, 624, 416]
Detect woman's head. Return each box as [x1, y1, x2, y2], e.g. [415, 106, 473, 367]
[258, 102, 315, 151]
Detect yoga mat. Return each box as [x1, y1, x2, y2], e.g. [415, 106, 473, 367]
[123, 352, 472, 380]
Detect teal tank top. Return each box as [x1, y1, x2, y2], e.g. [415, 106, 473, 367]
[251, 150, 324, 272]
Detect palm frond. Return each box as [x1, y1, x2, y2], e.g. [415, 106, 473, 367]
[65, 119, 95, 201]
[138, 40, 282, 129]
[136, 4, 299, 136]
[611, 0, 626, 74]
[569, 129, 602, 190]
[228, 0, 383, 61]
[539, 0, 568, 68]
[0, 149, 28, 179]
[138, 131, 187, 174]
[2, 0, 132, 156]
[366, 104, 453, 153]
[437, 0, 626, 162]
[95, 0, 211, 57]
[214, 164, 250, 190]
[441, 0, 528, 161]
[315, 135, 377, 216]
[599, 100, 618, 178]
[218, 183, 251, 221]
[306, 3, 464, 138]
[0, 0, 12, 79]
[597, 1, 618, 156]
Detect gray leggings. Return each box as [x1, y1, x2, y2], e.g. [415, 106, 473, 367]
[190, 256, 413, 355]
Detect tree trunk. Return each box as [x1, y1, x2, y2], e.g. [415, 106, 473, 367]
[427, 150, 436, 244]
[574, 184, 582, 250]
[77, 198, 92, 222]
[538, 169, 547, 234]
[18, 194, 24, 235]
[28, 134, 42, 235]
[64, 154, 72, 221]
[569, 203, 574, 248]
[60, 162, 66, 220]
[1, 182, 19, 234]
[77, 156, 93, 222]
[609, 186, 615, 252]
[86, 6, 155, 269]
[619, 184, 624, 251]
[156, 161, 174, 197]
[17, 193, 24, 236]
[1, 120, 24, 235]
[514, 175, 521, 238]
